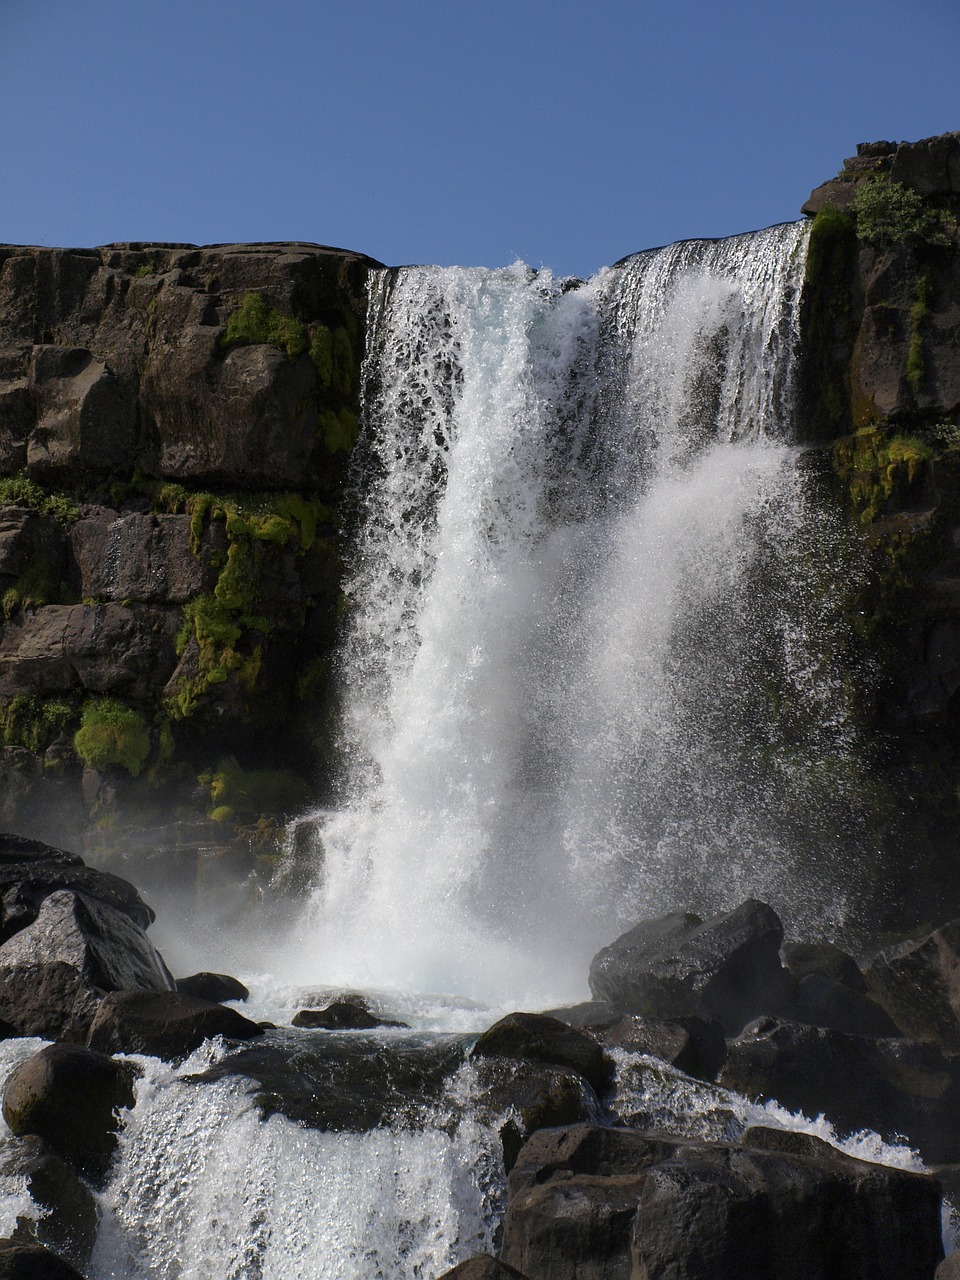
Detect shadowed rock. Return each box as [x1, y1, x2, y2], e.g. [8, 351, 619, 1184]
[588, 900, 791, 1035]
[501, 1122, 943, 1280]
[86, 990, 264, 1061]
[175, 971, 249, 1003]
[471, 1013, 613, 1097]
[292, 1001, 407, 1030]
[2, 1044, 137, 1186]
[0, 1240, 86, 1279]
[436, 1258, 530, 1280]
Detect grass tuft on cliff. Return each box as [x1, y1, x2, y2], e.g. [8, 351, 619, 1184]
[74, 698, 151, 777]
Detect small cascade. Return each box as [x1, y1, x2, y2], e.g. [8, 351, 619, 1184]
[292, 220, 868, 1003]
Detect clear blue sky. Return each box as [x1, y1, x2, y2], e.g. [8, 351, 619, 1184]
[2, 0, 957, 279]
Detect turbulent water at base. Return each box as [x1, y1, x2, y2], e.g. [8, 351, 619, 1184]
[291, 220, 868, 1004]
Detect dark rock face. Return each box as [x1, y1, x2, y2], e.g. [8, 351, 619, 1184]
[2, 1044, 137, 1185]
[0, 239, 379, 882]
[175, 971, 249, 1003]
[720, 1016, 960, 1163]
[864, 920, 960, 1047]
[86, 989, 264, 1060]
[588, 900, 791, 1035]
[588, 1013, 727, 1081]
[471, 1013, 613, 1097]
[0, 1240, 86, 1280]
[0, 1135, 99, 1269]
[501, 1123, 943, 1280]
[436, 1259, 530, 1280]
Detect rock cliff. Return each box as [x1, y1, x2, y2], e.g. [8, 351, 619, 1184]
[798, 132, 960, 924]
[0, 241, 380, 901]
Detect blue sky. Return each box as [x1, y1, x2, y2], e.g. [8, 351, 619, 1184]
[2, 0, 957, 278]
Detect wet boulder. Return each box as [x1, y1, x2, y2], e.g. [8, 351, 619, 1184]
[864, 920, 960, 1049]
[436, 1259, 530, 1280]
[590, 1012, 726, 1082]
[0, 1241, 86, 1280]
[501, 1123, 943, 1280]
[2, 1044, 137, 1186]
[588, 899, 791, 1035]
[86, 990, 264, 1061]
[292, 1001, 408, 1030]
[1, 1135, 99, 1269]
[720, 1016, 960, 1163]
[781, 939, 867, 991]
[471, 1013, 613, 1097]
[188, 1031, 464, 1131]
[0, 889, 174, 1042]
[175, 972, 249, 1003]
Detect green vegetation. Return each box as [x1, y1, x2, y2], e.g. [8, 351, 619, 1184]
[0, 474, 78, 523]
[851, 175, 953, 248]
[221, 293, 308, 359]
[2, 557, 62, 619]
[204, 754, 309, 820]
[833, 426, 933, 524]
[0, 696, 76, 754]
[73, 698, 151, 776]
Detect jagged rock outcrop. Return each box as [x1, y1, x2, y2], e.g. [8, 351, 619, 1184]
[0, 239, 380, 891]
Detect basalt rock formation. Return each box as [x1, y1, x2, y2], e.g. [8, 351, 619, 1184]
[797, 132, 960, 924]
[0, 240, 380, 901]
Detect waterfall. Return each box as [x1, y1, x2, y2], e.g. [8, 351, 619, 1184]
[291, 220, 869, 1004]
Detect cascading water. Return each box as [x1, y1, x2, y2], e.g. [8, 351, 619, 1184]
[0, 225, 905, 1280]
[291, 220, 868, 1004]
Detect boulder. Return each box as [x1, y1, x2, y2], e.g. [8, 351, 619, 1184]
[175, 972, 249, 1003]
[188, 1032, 464, 1132]
[0, 1241, 86, 1280]
[470, 1013, 613, 1097]
[0, 889, 174, 1041]
[2, 1044, 137, 1185]
[781, 940, 866, 991]
[588, 900, 791, 1035]
[937, 1255, 960, 1280]
[0, 1135, 98, 1270]
[501, 1123, 943, 1280]
[0, 857, 155, 941]
[720, 1016, 960, 1163]
[589, 1013, 726, 1081]
[291, 1001, 407, 1030]
[469, 1056, 601, 1173]
[864, 920, 960, 1048]
[786, 972, 900, 1037]
[436, 1259, 529, 1280]
[86, 990, 264, 1061]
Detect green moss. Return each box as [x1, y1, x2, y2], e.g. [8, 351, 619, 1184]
[221, 293, 307, 359]
[321, 407, 359, 454]
[207, 755, 309, 819]
[851, 175, 953, 248]
[833, 426, 933, 524]
[2, 556, 61, 619]
[73, 698, 151, 776]
[0, 696, 76, 754]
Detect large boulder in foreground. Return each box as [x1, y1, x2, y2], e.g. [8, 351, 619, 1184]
[588, 900, 791, 1035]
[0, 1241, 86, 1280]
[436, 1259, 529, 1280]
[720, 1016, 960, 1163]
[2, 1044, 137, 1186]
[86, 990, 264, 1061]
[0, 888, 174, 1042]
[501, 1123, 943, 1280]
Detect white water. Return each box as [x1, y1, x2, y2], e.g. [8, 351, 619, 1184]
[288, 221, 867, 1005]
